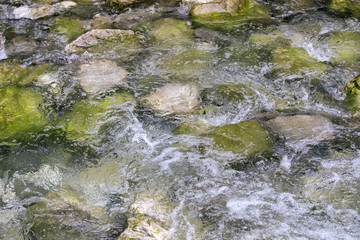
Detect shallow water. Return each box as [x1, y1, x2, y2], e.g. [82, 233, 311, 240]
[1, 0, 360, 239]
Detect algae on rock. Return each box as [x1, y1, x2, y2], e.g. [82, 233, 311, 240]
[271, 47, 326, 77]
[344, 75, 360, 116]
[0, 87, 47, 143]
[329, 0, 360, 18]
[150, 18, 194, 48]
[209, 120, 271, 157]
[327, 32, 360, 66]
[52, 17, 85, 43]
[59, 92, 135, 142]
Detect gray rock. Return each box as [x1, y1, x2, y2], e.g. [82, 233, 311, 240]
[0, 33, 6, 60]
[6, 36, 37, 56]
[141, 83, 201, 116]
[77, 59, 129, 95]
[265, 115, 334, 143]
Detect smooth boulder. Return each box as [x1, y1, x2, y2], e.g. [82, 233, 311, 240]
[77, 59, 129, 95]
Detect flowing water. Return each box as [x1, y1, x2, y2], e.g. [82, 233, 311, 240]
[0, 1, 360, 239]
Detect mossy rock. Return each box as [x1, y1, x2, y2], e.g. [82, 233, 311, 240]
[161, 49, 211, 78]
[65, 29, 145, 58]
[208, 120, 271, 157]
[0, 87, 47, 143]
[271, 47, 326, 77]
[174, 120, 213, 136]
[52, 17, 85, 43]
[151, 18, 194, 48]
[327, 32, 360, 66]
[190, 0, 272, 32]
[106, 0, 148, 10]
[344, 75, 360, 115]
[329, 0, 360, 18]
[202, 84, 256, 106]
[26, 188, 117, 240]
[0, 62, 50, 87]
[59, 92, 135, 142]
[248, 31, 291, 50]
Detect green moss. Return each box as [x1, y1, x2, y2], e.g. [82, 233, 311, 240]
[0, 87, 47, 143]
[59, 92, 134, 142]
[162, 49, 211, 78]
[248, 31, 291, 49]
[209, 120, 271, 156]
[344, 75, 360, 115]
[272, 47, 326, 76]
[190, 1, 271, 32]
[328, 32, 360, 65]
[52, 17, 85, 43]
[106, 0, 148, 10]
[329, 0, 360, 18]
[151, 18, 194, 47]
[174, 121, 212, 136]
[0, 62, 50, 87]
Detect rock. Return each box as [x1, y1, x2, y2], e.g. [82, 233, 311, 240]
[271, 47, 326, 77]
[0, 33, 7, 60]
[26, 187, 119, 239]
[5, 36, 37, 56]
[202, 84, 256, 106]
[248, 31, 291, 50]
[327, 32, 360, 66]
[77, 59, 129, 95]
[151, 18, 194, 48]
[174, 120, 213, 136]
[263, 0, 321, 17]
[141, 83, 201, 116]
[118, 190, 175, 240]
[301, 169, 360, 211]
[65, 29, 144, 55]
[344, 75, 360, 115]
[329, 0, 360, 18]
[209, 120, 271, 157]
[161, 48, 212, 78]
[52, 17, 85, 43]
[190, 0, 271, 32]
[0, 61, 50, 87]
[107, 0, 146, 10]
[10, 1, 77, 19]
[265, 115, 334, 143]
[59, 92, 135, 142]
[92, 15, 113, 29]
[0, 87, 47, 143]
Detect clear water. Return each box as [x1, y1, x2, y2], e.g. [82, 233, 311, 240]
[1, 1, 360, 239]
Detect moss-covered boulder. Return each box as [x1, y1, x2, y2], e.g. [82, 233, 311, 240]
[248, 31, 291, 50]
[150, 18, 194, 48]
[202, 84, 256, 106]
[344, 75, 360, 115]
[329, 0, 360, 18]
[0, 87, 47, 143]
[174, 120, 213, 136]
[119, 189, 176, 240]
[0, 62, 50, 87]
[271, 47, 326, 77]
[208, 120, 271, 157]
[327, 32, 360, 66]
[161, 48, 212, 78]
[106, 0, 147, 10]
[65, 29, 145, 56]
[190, 0, 271, 32]
[59, 92, 135, 142]
[26, 187, 119, 239]
[52, 17, 86, 43]
[141, 83, 201, 116]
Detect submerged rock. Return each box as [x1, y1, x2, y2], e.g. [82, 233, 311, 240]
[107, 0, 147, 10]
[271, 47, 326, 77]
[0, 33, 6, 60]
[141, 83, 201, 116]
[92, 15, 113, 29]
[59, 92, 135, 142]
[77, 59, 129, 95]
[344, 75, 360, 116]
[26, 187, 119, 239]
[329, 0, 360, 18]
[265, 115, 334, 143]
[161, 48, 212, 78]
[248, 31, 291, 50]
[9, 1, 77, 19]
[5, 36, 37, 56]
[0, 87, 47, 143]
[119, 189, 175, 240]
[209, 120, 271, 157]
[151, 18, 194, 48]
[327, 32, 360, 66]
[52, 17, 86, 43]
[0, 61, 50, 87]
[65, 29, 144, 55]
